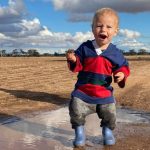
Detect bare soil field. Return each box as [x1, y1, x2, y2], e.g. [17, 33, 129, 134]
[0, 56, 150, 118]
[0, 56, 150, 149]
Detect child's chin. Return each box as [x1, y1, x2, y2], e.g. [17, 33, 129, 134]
[98, 39, 108, 44]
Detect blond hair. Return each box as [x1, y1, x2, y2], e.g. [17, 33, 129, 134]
[92, 8, 119, 29]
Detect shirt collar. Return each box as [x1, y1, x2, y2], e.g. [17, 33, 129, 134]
[92, 40, 102, 55]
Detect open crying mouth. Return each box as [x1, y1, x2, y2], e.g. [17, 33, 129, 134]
[99, 34, 107, 39]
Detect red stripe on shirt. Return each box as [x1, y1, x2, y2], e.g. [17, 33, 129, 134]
[83, 57, 112, 75]
[78, 84, 111, 98]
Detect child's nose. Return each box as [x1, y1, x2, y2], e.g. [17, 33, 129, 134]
[101, 26, 106, 31]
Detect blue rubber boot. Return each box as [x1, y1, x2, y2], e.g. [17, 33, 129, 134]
[102, 126, 115, 145]
[73, 125, 85, 147]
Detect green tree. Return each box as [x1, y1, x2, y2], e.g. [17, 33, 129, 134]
[138, 49, 147, 55]
[27, 49, 40, 56]
[129, 49, 137, 55]
[0, 49, 6, 56]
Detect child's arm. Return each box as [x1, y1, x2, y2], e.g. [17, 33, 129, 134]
[114, 72, 125, 83]
[113, 65, 130, 88]
[66, 49, 83, 72]
[66, 49, 76, 63]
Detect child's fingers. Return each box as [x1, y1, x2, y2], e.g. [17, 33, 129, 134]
[66, 49, 74, 54]
[114, 74, 124, 83]
[66, 53, 74, 59]
[114, 75, 119, 83]
[115, 76, 121, 83]
[66, 49, 74, 58]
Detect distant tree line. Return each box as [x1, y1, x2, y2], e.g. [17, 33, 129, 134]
[0, 48, 149, 57]
[0, 48, 67, 57]
[47, 49, 150, 56]
[123, 49, 150, 55]
[50, 49, 150, 56]
[0, 49, 40, 57]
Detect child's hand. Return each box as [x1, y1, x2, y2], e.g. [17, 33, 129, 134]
[66, 49, 76, 63]
[114, 72, 125, 83]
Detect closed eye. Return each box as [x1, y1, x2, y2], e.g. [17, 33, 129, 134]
[107, 25, 112, 28]
[96, 25, 103, 28]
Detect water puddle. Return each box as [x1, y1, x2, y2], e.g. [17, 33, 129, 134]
[116, 107, 150, 123]
[0, 107, 149, 150]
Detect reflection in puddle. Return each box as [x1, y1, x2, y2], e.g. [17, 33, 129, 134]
[23, 134, 41, 149]
[0, 107, 149, 150]
[116, 107, 150, 123]
[0, 107, 73, 150]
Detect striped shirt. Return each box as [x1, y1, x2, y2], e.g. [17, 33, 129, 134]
[68, 40, 130, 104]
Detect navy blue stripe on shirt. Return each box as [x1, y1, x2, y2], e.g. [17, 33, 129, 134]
[71, 90, 115, 104]
[76, 71, 112, 88]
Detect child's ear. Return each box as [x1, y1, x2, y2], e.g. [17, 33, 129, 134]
[114, 28, 119, 36]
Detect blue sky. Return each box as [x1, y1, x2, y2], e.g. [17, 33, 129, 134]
[0, 0, 150, 54]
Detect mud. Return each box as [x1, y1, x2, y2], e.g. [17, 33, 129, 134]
[0, 107, 149, 150]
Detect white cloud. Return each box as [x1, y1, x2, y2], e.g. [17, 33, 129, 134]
[51, 0, 150, 22]
[119, 29, 141, 39]
[19, 18, 42, 37]
[21, 18, 40, 30]
[120, 39, 144, 47]
[0, 33, 9, 40]
[115, 29, 150, 52]
[0, 0, 26, 24]
[73, 31, 93, 43]
[0, 0, 149, 53]
[0, 18, 43, 38]
[39, 26, 53, 36]
[51, 0, 150, 13]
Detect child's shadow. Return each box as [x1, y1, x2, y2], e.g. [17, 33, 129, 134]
[0, 88, 69, 106]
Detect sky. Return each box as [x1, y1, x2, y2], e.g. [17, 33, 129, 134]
[0, 0, 150, 54]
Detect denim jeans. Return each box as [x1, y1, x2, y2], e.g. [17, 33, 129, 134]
[69, 97, 116, 130]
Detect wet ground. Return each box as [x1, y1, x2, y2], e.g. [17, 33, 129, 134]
[0, 107, 150, 150]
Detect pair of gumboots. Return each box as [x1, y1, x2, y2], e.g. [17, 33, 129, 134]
[73, 125, 115, 147]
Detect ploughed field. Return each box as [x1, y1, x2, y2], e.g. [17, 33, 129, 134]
[0, 56, 150, 117]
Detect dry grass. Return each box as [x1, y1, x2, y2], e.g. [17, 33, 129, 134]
[0, 56, 150, 116]
[114, 55, 150, 111]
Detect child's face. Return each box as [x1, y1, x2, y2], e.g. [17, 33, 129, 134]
[92, 13, 118, 49]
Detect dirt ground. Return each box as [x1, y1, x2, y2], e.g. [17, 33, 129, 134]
[0, 56, 150, 115]
[73, 123, 150, 150]
[0, 56, 150, 149]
